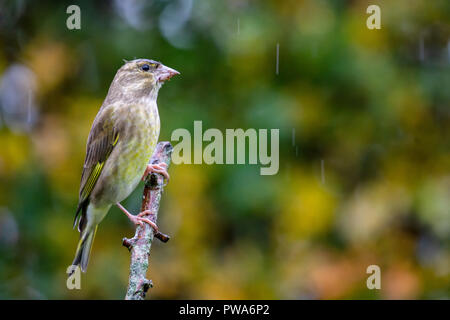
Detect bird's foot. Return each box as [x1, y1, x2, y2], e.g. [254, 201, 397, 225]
[137, 210, 170, 242]
[116, 203, 158, 232]
[142, 162, 169, 183]
[136, 210, 159, 232]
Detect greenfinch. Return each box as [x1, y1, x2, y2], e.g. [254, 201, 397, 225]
[71, 59, 179, 272]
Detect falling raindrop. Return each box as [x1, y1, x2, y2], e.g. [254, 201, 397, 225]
[292, 128, 296, 147]
[276, 43, 280, 75]
[447, 39, 450, 63]
[419, 34, 425, 62]
[321, 159, 325, 184]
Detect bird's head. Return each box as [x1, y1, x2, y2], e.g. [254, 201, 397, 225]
[108, 58, 180, 101]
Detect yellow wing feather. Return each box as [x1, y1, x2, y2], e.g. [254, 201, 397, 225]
[74, 106, 119, 230]
[79, 132, 119, 203]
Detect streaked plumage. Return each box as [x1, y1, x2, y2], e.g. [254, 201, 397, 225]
[71, 59, 179, 272]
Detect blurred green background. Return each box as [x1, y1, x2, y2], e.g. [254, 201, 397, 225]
[0, 0, 449, 299]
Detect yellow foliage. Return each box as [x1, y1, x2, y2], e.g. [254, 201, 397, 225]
[277, 169, 337, 240]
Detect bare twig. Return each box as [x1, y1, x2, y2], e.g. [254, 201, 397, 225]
[123, 141, 173, 300]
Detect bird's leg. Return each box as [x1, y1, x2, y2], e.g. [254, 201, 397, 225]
[116, 202, 159, 232]
[142, 162, 169, 183]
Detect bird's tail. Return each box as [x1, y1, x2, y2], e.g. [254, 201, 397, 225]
[71, 224, 98, 273]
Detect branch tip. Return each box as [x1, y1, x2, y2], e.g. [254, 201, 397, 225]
[155, 232, 170, 243]
[122, 237, 135, 251]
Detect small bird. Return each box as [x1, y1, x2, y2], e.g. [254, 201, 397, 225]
[71, 59, 179, 273]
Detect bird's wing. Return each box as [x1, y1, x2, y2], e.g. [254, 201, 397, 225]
[74, 107, 119, 230]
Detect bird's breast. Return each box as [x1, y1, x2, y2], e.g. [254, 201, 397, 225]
[94, 103, 160, 205]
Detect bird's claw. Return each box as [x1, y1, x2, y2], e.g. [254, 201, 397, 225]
[142, 162, 170, 184]
[135, 210, 159, 232]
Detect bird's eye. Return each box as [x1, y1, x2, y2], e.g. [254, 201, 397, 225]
[141, 64, 150, 72]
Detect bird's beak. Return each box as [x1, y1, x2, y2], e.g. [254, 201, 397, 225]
[157, 65, 180, 82]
